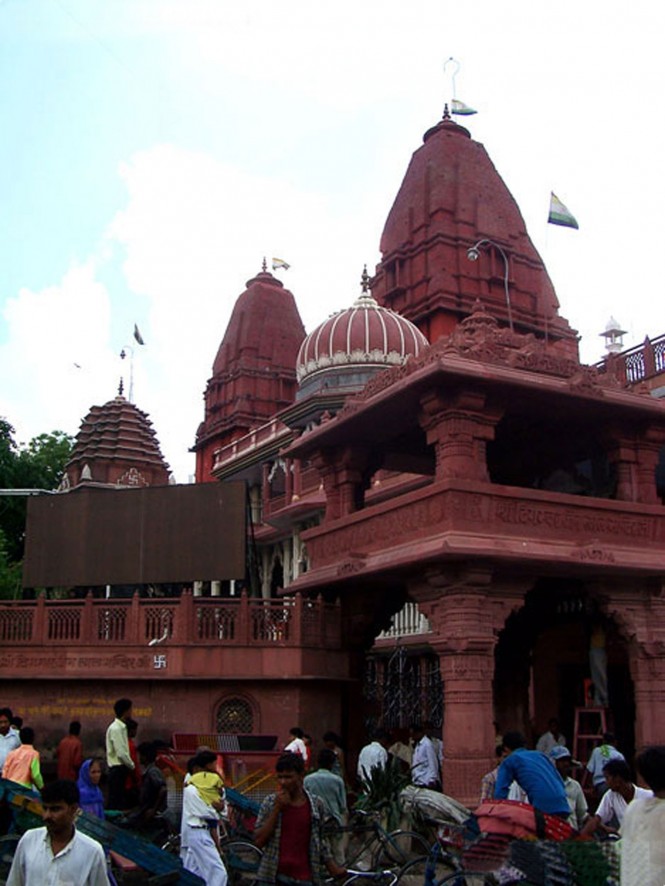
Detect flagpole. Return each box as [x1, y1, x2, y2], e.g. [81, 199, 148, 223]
[120, 345, 135, 403]
[444, 57, 460, 107]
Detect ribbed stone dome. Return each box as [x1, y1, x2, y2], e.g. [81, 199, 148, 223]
[296, 291, 428, 390]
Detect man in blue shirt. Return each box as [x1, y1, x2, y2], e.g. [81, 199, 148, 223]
[494, 731, 569, 815]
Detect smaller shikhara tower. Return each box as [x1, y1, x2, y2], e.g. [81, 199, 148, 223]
[372, 106, 579, 355]
[193, 263, 306, 482]
[60, 392, 170, 490]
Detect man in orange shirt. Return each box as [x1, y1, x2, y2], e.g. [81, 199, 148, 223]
[56, 721, 83, 781]
[2, 727, 43, 793]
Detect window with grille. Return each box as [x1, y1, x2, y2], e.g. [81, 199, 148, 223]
[216, 697, 254, 734]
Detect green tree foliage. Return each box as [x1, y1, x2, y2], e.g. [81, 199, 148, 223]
[0, 420, 74, 591]
[0, 528, 21, 599]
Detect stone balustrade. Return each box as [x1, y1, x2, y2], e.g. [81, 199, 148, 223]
[596, 333, 665, 385]
[0, 591, 341, 649]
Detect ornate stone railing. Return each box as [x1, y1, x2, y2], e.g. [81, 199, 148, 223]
[212, 418, 291, 470]
[596, 334, 665, 385]
[0, 592, 341, 649]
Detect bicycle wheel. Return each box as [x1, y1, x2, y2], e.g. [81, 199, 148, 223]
[373, 830, 431, 868]
[397, 853, 457, 886]
[224, 839, 262, 886]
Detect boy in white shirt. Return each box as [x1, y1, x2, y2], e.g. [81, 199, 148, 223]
[581, 757, 651, 837]
[621, 745, 665, 886]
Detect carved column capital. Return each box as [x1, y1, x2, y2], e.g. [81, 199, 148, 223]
[309, 446, 373, 520]
[418, 388, 503, 482]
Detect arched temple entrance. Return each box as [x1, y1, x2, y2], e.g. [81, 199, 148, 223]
[494, 581, 635, 760]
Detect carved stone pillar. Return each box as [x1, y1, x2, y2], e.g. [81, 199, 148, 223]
[410, 567, 527, 806]
[284, 457, 293, 504]
[604, 426, 665, 503]
[311, 447, 371, 521]
[635, 428, 665, 504]
[604, 581, 665, 750]
[419, 389, 503, 482]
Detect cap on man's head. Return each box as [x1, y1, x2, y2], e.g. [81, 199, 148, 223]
[549, 746, 581, 765]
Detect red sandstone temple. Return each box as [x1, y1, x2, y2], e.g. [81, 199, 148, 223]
[2, 107, 664, 807]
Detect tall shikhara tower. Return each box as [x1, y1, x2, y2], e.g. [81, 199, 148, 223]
[372, 108, 579, 356]
[194, 265, 306, 482]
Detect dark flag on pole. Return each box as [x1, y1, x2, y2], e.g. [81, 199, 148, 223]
[133, 324, 145, 345]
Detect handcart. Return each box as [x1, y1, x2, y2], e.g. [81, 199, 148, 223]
[397, 796, 621, 886]
[0, 778, 204, 885]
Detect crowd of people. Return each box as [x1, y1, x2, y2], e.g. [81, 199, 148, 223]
[477, 727, 665, 885]
[1, 704, 664, 885]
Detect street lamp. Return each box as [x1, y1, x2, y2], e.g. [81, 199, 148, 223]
[466, 238, 514, 332]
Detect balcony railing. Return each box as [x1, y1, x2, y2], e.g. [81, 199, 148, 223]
[596, 333, 665, 385]
[0, 592, 341, 649]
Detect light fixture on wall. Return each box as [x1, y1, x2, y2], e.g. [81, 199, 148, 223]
[467, 238, 514, 332]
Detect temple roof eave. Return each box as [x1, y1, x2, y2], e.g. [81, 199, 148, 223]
[286, 348, 665, 461]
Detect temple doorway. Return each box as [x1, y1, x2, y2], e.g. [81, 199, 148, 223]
[494, 580, 635, 762]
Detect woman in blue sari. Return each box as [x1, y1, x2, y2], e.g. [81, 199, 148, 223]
[77, 758, 105, 818]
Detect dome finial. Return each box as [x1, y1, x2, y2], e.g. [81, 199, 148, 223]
[118, 377, 124, 397]
[262, 257, 267, 273]
[442, 102, 451, 120]
[360, 265, 371, 293]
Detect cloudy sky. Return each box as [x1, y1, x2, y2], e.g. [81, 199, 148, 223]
[1, 0, 663, 481]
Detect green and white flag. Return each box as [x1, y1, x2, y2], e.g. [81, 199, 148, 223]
[548, 192, 579, 229]
[451, 99, 477, 116]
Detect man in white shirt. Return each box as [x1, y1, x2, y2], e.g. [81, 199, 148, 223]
[180, 775, 227, 886]
[621, 745, 665, 886]
[284, 727, 308, 766]
[7, 779, 109, 886]
[410, 724, 441, 790]
[357, 729, 391, 783]
[105, 697, 135, 810]
[581, 757, 652, 837]
[0, 707, 21, 834]
[0, 708, 20, 771]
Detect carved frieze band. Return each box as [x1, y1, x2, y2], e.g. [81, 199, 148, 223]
[309, 487, 661, 565]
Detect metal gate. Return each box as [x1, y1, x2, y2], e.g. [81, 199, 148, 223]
[363, 646, 443, 732]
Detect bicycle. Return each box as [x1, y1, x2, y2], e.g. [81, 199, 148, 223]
[396, 823, 499, 886]
[342, 867, 400, 886]
[160, 819, 262, 886]
[222, 837, 263, 886]
[327, 808, 430, 872]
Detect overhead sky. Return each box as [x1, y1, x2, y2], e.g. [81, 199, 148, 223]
[1, 0, 663, 481]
